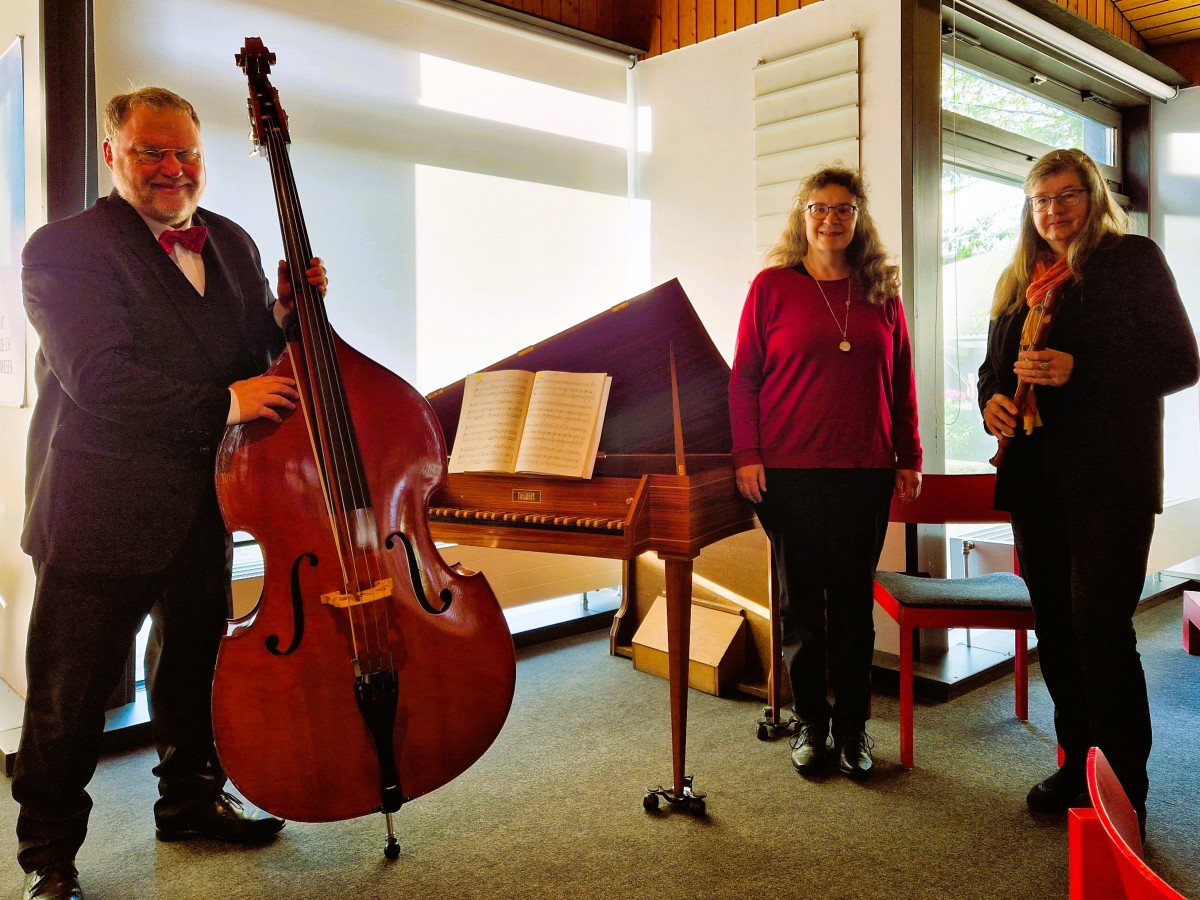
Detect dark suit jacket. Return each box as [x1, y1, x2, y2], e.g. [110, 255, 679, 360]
[22, 191, 285, 574]
[978, 234, 1199, 514]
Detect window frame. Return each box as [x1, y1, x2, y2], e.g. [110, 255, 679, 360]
[941, 50, 1124, 194]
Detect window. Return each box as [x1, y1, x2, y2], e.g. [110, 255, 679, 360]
[940, 51, 1122, 473]
[943, 59, 1116, 166]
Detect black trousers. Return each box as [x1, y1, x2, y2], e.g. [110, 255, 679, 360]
[756, 468, 894, 735]
[13, 499, 231, 872]
[1009, 492, 1155, 811]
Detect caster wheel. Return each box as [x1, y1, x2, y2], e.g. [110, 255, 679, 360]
[643, 792, 660, 811]
[757, 723, 769, 741]
[384, 837, 401, 860]
[690, 798, 706, 816]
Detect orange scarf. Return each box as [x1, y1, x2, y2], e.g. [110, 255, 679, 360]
[1017, 255, 1072, 435]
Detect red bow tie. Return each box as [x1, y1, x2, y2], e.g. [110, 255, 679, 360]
[158, 226, 208, 255]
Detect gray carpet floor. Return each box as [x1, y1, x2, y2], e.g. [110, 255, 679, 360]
[0, 597, 1196, 899]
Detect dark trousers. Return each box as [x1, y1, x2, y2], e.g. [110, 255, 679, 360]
[1010, 493, 1154, 811]
[756, 468, 894, 735]
[13, 501, 231, 872]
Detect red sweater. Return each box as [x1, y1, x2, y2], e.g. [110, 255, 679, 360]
[729, 266, 922, 472]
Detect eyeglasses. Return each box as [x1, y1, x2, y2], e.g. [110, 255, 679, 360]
[805, 203, 859, 220]
[131, 147, 202, 166]
[1028, 188, 1088, 212]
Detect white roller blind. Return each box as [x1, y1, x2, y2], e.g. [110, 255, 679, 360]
[753, 36, 860, 251]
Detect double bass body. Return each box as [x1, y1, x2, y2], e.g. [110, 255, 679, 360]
[213, 333, 516, 823]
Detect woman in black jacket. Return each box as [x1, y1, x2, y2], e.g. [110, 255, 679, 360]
[979, 148, 1198, 833]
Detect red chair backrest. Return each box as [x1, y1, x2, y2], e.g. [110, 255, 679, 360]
[1087, 747, 1185, 899]
[887, 473, 1008, 526]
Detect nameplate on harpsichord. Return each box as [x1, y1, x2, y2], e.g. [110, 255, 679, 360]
[513, 489, 542, 503]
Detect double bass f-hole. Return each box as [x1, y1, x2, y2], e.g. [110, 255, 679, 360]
[264, 552, 318, 656]
[386, 531, 453, 615]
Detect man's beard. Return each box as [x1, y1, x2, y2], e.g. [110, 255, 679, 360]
[115, 173, 201, 226]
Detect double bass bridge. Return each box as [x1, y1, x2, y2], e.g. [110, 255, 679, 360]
[321, 578, 393, 608]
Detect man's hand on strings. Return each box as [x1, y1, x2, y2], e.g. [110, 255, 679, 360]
[275, 257, 327, 327]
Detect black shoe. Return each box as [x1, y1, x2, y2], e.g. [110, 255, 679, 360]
[789, 722, 830, 776]
[1026, 765, 1088, 813]
[156, 791, 285, 844]
[22, 863, 83, 900]
[837, 730, 875, 781]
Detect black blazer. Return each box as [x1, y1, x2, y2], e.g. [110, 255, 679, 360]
[978, 234, 1199, 514]
[21, 191, 284, 574]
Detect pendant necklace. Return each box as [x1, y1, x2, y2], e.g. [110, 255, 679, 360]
[813, 276, 852, 352]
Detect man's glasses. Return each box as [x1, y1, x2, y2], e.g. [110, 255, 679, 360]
[805, 203, 859, 220]
[132, 147, 202, 166]
[1028, 188, 1088, 212]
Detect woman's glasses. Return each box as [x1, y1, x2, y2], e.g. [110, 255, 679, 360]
[1028, 188, 1088, 212]
[805, 203, 859, 220]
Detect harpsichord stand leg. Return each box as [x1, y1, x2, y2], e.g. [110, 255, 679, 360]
[642, 555, 707, 815]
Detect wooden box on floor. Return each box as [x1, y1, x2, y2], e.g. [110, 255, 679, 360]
[612, 526, 780, 700]
[632, 595, 747, 696]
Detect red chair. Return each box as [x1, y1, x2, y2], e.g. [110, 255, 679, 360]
[873, 473, 1035, 769]
[1183, 590, 1200, 656]
[1068, 747, 1185, 899]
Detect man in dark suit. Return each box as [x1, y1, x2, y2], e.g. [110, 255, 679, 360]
[15, 86, 325, 900]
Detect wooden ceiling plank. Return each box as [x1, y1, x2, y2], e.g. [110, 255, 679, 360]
[1122, 0, 1193, 22]
[1116, 0, 1175, 13]
[1136, 6, 1200, 27]
[1142, 14, 1200, 38]
[1150, 24, 1200, 41]
[716, 0, 735, 35]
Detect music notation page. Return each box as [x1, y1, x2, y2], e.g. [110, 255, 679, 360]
[447, 370, 611, 478]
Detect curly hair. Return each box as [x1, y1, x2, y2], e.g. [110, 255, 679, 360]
[990, 148, 1128, 318]
[103, 87, 201, 142]
[764, 165, 899, 306]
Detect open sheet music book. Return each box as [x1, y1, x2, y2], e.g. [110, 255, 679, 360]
[447, 370, 612, 478]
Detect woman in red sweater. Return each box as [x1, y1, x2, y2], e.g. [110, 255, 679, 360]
[729, 166, 922, 780]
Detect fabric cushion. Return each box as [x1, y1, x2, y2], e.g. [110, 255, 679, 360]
[875, 570, 1031, 610]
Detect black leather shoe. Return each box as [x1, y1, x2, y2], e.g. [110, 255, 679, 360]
[837, 730, 875, 781]
[789, 722, 830, 776]
[1026, 765, 1087, 813]
[156, 791, 285, 844]
[22, 863, 83, 900]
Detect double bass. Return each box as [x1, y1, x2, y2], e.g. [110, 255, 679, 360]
[211, 38, 516, 857]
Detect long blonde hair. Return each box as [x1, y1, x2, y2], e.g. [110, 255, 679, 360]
[764, 166, 899, 306]
[990, 148, 1128, 317]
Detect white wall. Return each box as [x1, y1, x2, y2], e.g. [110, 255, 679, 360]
[0, 0, 42, 698]
[634, 0, 904, 362]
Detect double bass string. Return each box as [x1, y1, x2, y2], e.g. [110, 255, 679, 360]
[259, 115, 396, 675]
